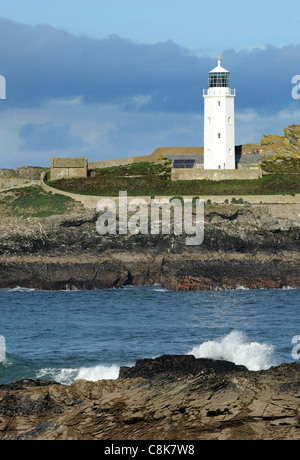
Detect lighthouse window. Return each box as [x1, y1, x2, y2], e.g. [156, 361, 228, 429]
[218, 101, 221, 106]
[209, 72, 230, 88]
[218, 133, 221, 139]
[228, 117, 232, 124]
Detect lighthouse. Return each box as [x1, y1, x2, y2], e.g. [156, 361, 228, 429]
[203, 59, 236, 170]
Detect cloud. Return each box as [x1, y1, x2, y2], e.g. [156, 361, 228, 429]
[2, 99, 297, 170]
[0, 17, 299, 168]
[50, 96, 84, 106]
[0, 16, 298, 115]
[120, 94, 152, 110]
[19, 122, 86, 151]
[0, 101, 204, 168]
[223, 46, 300, 113]
[0, 21, 206, 113]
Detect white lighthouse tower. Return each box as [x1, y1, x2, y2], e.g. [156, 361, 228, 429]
[203, 59, 236, 170]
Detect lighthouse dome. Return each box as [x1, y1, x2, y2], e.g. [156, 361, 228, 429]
[209, 59, 229, 73]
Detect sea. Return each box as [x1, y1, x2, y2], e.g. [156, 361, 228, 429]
[0, 286, 299, 385]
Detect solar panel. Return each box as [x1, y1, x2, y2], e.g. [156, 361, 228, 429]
[185, 160, 195, 168]
[173, 159, 195, 169]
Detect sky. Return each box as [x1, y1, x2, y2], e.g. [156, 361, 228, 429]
[0, 0, 300, 168]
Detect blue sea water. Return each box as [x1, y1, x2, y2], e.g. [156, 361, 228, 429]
[0, 286, 299, 385]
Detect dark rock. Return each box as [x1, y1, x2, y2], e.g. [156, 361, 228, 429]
[119, 354, 248, 379]
[0, 391, 63, 417]
[0, 379, 60, 391]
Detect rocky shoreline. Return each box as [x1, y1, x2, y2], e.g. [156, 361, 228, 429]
[0, 251, 299, 291]
[0, 355, 299, 440]
[0, 200, 299, 440]
[0, 202, 299, 291]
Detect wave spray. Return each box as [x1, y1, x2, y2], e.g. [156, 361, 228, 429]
[187, 331, 276, 371]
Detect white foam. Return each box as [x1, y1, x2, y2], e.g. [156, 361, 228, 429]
[36, 364, 120, 385]
[76, 364, 120, 381]
[187, 331, 276, 371]
[0, 336, 6, 362]
[11, 287, 36, 292]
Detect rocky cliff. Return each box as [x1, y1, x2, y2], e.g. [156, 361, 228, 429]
[261, 123, 300, 157]
[0, 355, 299, 440]
[0, 201, 299, 290]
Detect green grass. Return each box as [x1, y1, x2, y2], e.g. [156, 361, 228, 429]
[45, 161, 300, 197]
[0, 186, 77, 218]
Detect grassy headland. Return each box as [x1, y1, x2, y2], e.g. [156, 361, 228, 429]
[45, 159, 300, 197]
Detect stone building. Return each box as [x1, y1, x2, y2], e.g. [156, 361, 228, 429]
[50, 156, 88, 180]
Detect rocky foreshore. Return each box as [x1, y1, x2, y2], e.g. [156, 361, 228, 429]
[0, 200, 299, 440]
[0, 355, 299, 440]
[0, 202, 299, 291]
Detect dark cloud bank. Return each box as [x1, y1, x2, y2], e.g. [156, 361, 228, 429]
[0, 16, 298, 114]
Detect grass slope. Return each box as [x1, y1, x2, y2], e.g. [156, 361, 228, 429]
[46, 160, 300, 197]
[0, 186, 77, 218]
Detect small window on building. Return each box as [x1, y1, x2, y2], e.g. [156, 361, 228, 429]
[228, 117, 232, 124]
[208, 117, 211, 123]
[218, 101, 221, 106]
[218, 133, 221, 139]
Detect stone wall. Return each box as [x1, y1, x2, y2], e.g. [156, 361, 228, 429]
[88, 149, 165, 170]
[151, 147, 204, 156]
[0, 179, 41, 190]
[171, 168, 262, 181]
[41, 173, 100, 208]
[89, 157, 135, 169]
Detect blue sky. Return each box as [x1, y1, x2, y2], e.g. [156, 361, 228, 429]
[1, 0, 300, 53]
[0, 0, 300, 168]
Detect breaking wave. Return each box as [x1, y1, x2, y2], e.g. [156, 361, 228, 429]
[36, 364, 120, 385]
[187, 331, 276, 371]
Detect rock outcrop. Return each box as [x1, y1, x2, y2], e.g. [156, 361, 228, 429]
[0, 166, 47, 180]
[0, 355, 299, 440]
[0, 202, 299, 291]
[261, 123, 300, 157]
[261, 134, 285, 146]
